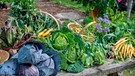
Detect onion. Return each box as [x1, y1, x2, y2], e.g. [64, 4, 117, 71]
[17, 64, 39, 76]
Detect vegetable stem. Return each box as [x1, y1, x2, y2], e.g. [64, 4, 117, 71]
[14, 36, 35, 49]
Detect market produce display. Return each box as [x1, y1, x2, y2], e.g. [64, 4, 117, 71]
[0, 0, 135, 75]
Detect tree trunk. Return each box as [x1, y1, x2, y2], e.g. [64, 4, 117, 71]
[127, 0, 133, 18]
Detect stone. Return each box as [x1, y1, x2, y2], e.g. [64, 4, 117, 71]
[55, 12, 81, 21]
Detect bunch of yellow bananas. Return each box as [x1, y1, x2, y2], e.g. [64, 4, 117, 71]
[114, 38, 135, 61]
[38, 28, 53, 37]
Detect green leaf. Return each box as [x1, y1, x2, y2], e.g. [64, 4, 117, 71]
[67, 61, 84, 73]
[59, 52, 68, 70]
[66, 48, 77, 63]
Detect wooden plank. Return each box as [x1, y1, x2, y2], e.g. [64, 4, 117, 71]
[57, 59, 135, 76]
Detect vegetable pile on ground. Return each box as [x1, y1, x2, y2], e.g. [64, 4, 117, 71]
[1, 0, 135, 75]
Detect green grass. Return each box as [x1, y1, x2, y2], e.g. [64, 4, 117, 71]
[124, 67, 135, 76]
[51, 0, 88, 12]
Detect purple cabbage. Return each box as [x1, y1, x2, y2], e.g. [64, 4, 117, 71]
[17, 64, 39, 76]
[18, 44, 36, 64]
[18, 44, 45, 64]
[25, 41, 46, 51]
[36, 54, 55, 69]
[0, 41, 60, 76]
[0, 59, 18, 76]
[45, 50, 60, 76]
[38, 67, 54, 76]
[18, 41, 47, 64]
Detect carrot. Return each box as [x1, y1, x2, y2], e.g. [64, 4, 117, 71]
[38, 29, 47, 36]
[42, 28, 53, 37]
[114, 38, 126, 46]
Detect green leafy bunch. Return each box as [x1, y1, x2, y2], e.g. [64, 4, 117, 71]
[0, 26, 19, 49]
[45, 26, 85, 72]
[81, 42, 106, 68]
[8, 0, 56, 33]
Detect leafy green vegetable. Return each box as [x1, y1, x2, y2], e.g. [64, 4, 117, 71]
[45, 26, 86, 72]
[81, 53, 94, 67]
[0, 26, 19, 49]
[66, 48, 77, 63]
[8, 0, 57, 33]
[51, 27, 75, 50]
[67, 61, 84, 73]
[53, 34, 69, 50]
[58, 52, 68, 70]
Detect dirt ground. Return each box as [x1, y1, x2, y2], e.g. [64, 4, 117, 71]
[0, 1, 86, 26]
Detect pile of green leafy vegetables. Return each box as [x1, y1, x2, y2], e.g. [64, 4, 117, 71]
[8, 0, 57, 33]
[38, 26, 107, 73]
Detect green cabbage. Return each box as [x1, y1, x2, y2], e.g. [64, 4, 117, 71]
[49, 27, 86, 72]
[53, 33, 69, 50]
[51, 27, 75, 50]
